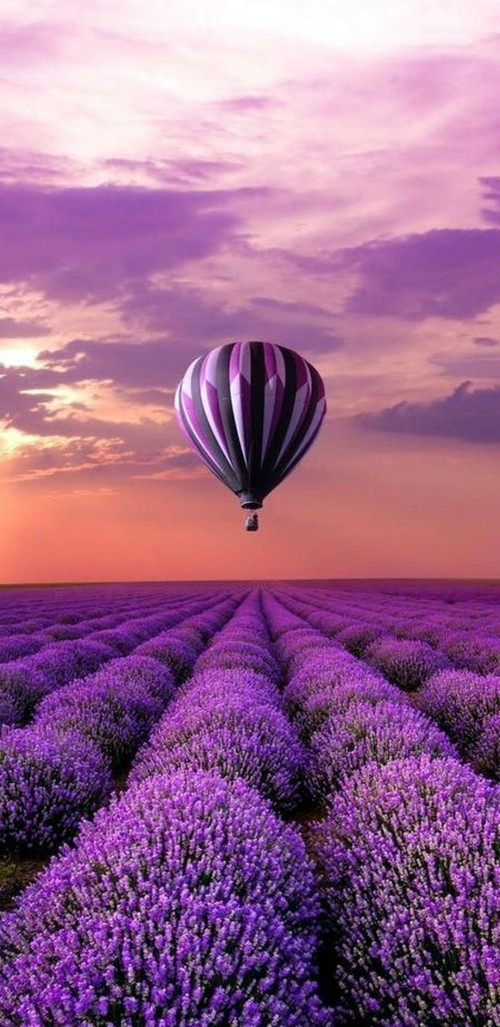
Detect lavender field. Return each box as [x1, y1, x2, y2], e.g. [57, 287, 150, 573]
[0, 580, 498, 1025]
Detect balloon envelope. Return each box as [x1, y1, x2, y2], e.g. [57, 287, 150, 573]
[175, 340, 326, 509]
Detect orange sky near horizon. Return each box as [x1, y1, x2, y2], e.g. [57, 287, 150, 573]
[2, 424, 499, 582]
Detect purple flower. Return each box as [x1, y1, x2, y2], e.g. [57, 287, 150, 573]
[470, 712, 500, 780]
[314, 756, 500, 1026]
[135, 634, 202, 681]
[0, 636, 45, 663]
[31, 640, 116, 689]
[335, 623, 385, 656]
[195, 639, 280, 680]
[442, 634, 500, 674]
[289, 675, 406, 742]
[0, 770, 329, 1026]
[130, 699, 305, 811]
[36, 674, 165, 772]
[0, 662, 51, 725]
[366, 637, 450, 690]
[417, 669, 500, 755]
[307, 699, 455, 802]
[0, 727, 111, 854]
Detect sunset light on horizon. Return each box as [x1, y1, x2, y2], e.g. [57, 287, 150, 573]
[2, 0, 500, 581]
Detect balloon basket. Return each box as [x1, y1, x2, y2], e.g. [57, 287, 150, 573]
[244, 513, 259, 532]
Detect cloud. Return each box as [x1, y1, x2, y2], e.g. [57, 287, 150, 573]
[0, 317, 51, 338]
[0, 361, 197, 484]
[0, 367, 56, 426]
[37, 337, 190, 390]
[3, 434, 199, 486]
[0, 147, 73, 184]
[357, 381, 500, 443]
[430, 350, 500, 379]
[100, 156, 245, 187]
[474, 336, 499, 346]
[290, 226, 500, 320]
[216, 94, 278, 112]
[0, 21, 62, 65]
[122, 283, 341, 355]
[0, 182, 256, 302]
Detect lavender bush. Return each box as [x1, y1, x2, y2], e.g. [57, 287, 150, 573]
[366, 637, 450, 690]
[441, 634, 500, 674]
[36, 676, 164, 771]
[0, 635, 45, 663]
[135, 634, 201, 680]
[307, 699, 455, 802]
[131, 699, 305, 811]
[0, 662, 51, 725]
[470, 712, 500, 780]
[0, 727, 111, 853]
[0, 770, 329, 1026]
[417, 669, 500, 755]
[314, 755, 500, 1026]
[31, 639, 116, 689]
[289, 675, 407, 742]
[195, 640, 280, 680]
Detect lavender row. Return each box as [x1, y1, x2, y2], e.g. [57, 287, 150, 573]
[262, 593, 455, 799]
[129, 591, 306, 812]
[0, 590, 236, 727]
[0, 595, 240, 856]
[0, 583, 210, 636]
[0, 591, 329, 1025]
[0, 587, 214, 663]
[274, 588, 500, 781]
[278, 584, 500, 672]
[263, 590, 500, 1026]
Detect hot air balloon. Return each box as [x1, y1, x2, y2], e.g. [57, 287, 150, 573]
[174, 340, 326, 531]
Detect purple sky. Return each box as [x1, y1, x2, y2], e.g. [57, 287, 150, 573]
[1, 1, 500, 581]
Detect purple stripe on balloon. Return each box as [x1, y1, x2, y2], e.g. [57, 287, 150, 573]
[266, 346, 286, 450]
[240, 372, 253, 458]
[281, 396, 326, 475]
[198, 348, 233, 463]
[203, 347, 224, 389]
[274, 366, 312, 467]
[180, 392, 227, 474]
[263, 342, 277, 384]
[229, 341, 243, 384]
[293, 350, 309, 390]
[261, 344, 279, 459]
[204, 379, 231, 460]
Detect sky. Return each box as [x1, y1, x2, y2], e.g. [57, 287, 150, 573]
[1, 0, 500, 582]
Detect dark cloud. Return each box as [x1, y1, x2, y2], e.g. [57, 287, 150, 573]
[289, 227, 500, 321]
[474, 336, 499, 346]
[37, 337, 190, 389]
[122, 283, 341, 355]
[0, 182, 258, 302]
[357, 381, 500, 443]
[0, 367, 55, 426]
[0, 317, 51, 338]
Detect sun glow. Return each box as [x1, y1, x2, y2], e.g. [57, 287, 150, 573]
[0, 346, 38, 368]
